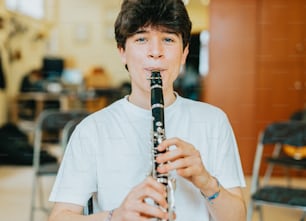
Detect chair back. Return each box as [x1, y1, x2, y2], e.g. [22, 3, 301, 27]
[247, 121, 306, 221]
[33, 109, 88, 173]
[30, 109, 88, 221]
[61, 118, 83, 152]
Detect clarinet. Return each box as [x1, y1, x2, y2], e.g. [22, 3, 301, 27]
[150, 71, 176, 221]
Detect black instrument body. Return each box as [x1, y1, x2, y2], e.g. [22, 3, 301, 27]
[150, 71, 175, 221]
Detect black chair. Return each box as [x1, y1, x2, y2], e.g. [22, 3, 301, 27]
[247, 121, 306, 221]
[29, 109, 88, 221]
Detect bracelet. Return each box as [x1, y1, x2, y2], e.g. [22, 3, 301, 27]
[105, 209, 114, 221]
[200, 177, 221, 204]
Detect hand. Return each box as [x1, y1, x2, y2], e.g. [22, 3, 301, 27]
[156, 137, 211, 190]
[112, 176, 169, 221]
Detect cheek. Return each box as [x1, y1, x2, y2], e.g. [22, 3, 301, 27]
[125, 50, 144, 66]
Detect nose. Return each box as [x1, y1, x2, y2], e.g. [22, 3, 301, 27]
[148, 38, 163, 59]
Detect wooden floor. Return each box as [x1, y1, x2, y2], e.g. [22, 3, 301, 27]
[0, 165, 305, 221]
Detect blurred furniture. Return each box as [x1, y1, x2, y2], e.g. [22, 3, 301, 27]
[247, 122, 306, 221]
[79, 86, 122, 112]
[290, 110, 306, 122]
[11, 92, 70, 124]
[84, 66, 111, 112]
[61, 118, 81, 149]
[30, 109, 88, 221]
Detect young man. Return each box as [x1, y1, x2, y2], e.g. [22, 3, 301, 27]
[48, 0, 246, 220]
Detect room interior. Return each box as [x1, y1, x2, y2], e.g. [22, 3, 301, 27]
[0, 0, 305, 221]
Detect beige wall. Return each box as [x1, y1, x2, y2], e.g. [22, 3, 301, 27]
[187, 2, 209, 33]
[0, 0, 128, 125]
[51, 0, 127, 86]
[0, 0, 209, 125]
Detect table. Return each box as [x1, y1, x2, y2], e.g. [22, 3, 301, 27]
[11, 92, 69, 124]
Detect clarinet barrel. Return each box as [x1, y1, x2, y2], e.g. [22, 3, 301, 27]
[150, 71, 175, 221]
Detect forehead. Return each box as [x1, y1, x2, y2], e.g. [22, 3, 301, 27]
[135, 25, 181, 36]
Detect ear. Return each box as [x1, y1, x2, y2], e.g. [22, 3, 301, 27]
[181, 45, 189, 65]
[118, 47, 127, 65]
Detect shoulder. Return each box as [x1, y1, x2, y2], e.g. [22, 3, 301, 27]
[90, 98, 126, 118]
[177, 96, 228, 122]
[75, 98, 126, 131]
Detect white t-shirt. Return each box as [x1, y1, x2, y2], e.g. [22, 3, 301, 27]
[49, 95, 245, 221]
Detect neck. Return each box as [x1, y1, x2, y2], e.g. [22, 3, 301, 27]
[128, 91, 177, 110]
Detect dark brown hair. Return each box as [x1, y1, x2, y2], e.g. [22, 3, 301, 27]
[114, 0, 192, 49]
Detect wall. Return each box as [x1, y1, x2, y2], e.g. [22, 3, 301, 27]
[205, 0, 257, 174]
[206, 0, 306, 175]
[0, 0, 210, 125]
[52, 0, 209, 85]
[186, 1, 210, 33]
[0, 0, 128, 125]
[52, 0, 127, 86]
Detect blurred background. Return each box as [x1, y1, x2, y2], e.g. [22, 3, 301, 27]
[0, 0, 305, 221]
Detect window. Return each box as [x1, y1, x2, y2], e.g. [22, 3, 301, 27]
[5, 0, 44, 19]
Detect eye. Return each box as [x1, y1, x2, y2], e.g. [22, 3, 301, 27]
[164, 37, 175, 43]
[135, 37, 147, 43]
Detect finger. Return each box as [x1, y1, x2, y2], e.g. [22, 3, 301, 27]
[116, 205, 164, 221]
[119, 188, 167, 220]
[133, 177, 168, 207]
[177, 166, 195, 177]
[157, 137, 182, 151]
[143, 176, 167, 195]
[157, 157, 184, 173]
[139, 185, 168, 209]
[129, 183, 168, 219]
[158, 153, 204, 175]
[137, 200, 168, 220]
[157, 145, 197, 164]
[156, 147, 182, 164]
[133, 177, 163, 194]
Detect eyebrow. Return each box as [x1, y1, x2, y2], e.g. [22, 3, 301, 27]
[134, 29, 147, 34]
[134, 28, 180, 36]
